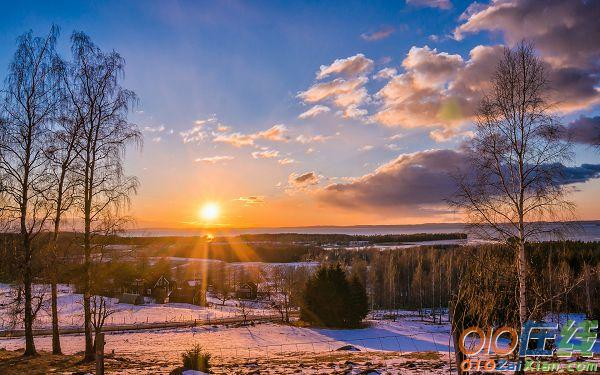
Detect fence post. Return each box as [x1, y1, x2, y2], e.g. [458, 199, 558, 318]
[394, 336, 404, 355]
[95, 332, 105, 375]
[377, 337, 387, 367]
[431, 333, 439, 352]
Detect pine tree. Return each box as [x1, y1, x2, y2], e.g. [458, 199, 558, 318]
[301, 264, 369, 328]
[348, 276, 369, 327]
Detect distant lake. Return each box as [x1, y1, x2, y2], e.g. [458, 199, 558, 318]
[126, 221, 600, 242]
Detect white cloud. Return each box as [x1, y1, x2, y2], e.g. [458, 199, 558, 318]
[211, 124, 289, 148]
[401, 46, 463, 88]
[298, 56, 373, 121]
[406, 0, 451, 10]
[298, 77, 368, 104]
[255, 124, 289, 142]
[295, 134, 332, 144]
[429, 128, 475, 142]
[288, 171, 321, 190]
[180, 125, 207, 144]
[374, 67, 398, 80]
[338, 104, 368, 119]
[236, 196, 265, 206]
[213, 132, 255, 147]
[386, 143, 402, 151]
[298, 105, 331, 119]
[252, 149, 280, 159]
[194, 115, 218, 127]
[373, 44, 503, 129]
[195, 155, 234, 164]
[360, 26, 395, 42]
[143, 125, 166, 133]
[316, 54, 374, 80]
[278, 158, 296, 165]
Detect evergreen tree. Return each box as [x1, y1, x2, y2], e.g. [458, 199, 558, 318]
[301, 264, 368, 328]
[348, 276, 369, 326]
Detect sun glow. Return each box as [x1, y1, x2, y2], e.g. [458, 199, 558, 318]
[199, 202, 220, 222]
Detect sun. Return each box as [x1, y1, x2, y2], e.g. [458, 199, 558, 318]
[199, 202, 220, 222]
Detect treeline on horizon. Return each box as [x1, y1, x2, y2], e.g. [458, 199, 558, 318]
[328, 241, 600, 322]
[112, 232, 467, 263]
[0, 232, 465, 265]
[105, 231, 467, 246]
[228, 232, 468, 244]
[143, 242, 322, 263]
[1, 239, 597, 321]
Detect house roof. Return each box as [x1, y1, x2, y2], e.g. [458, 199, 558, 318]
[154, 275, 170, 288]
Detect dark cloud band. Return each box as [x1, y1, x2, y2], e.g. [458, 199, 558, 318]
[319, 149, 600, 212]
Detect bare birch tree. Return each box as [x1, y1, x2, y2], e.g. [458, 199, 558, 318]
[67, 31, 141, 361]
[90, 294, 117, 340]
[41, 63, 85, 354]
[0, 26, 62, 356]
[450, 42, 574, 328]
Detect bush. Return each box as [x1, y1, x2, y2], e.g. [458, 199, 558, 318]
[181, 344, 211, 372]
[300, 264, 369, 328]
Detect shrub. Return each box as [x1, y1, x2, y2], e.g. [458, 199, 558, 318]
[181, 344, 211, 372]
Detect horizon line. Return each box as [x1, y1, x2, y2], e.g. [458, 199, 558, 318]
[128, 219, 600, 232]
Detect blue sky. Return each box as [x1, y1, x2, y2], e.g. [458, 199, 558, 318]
[1, 0, 598, 227]
[0, 1, 486, 128]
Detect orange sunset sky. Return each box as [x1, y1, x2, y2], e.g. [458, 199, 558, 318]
[5, 1, 598, 229]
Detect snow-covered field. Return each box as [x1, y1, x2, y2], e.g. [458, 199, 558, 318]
[0, 284, 277, 331]
[1, 317, 453, 373]
[2, 283, 597, 374]
[0, 281, 459, 373]
[1, 282, 454, 372]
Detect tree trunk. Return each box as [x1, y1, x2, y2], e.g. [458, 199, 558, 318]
[51, 217, 62, 355]
[449, 302, 466, 374]
[83, 215, 94, 361]
[517, 241, 527, 328]
[516, 241, 528, 375]
[51, 179, 64, 356]
[51, 281, 62, 354]
[452, 329, 466, 374]
[584, 264, 592, 318]
[83, 292, 93, 360]
[22, 195, 36, 356]
[23, 259, 36, 356]
[21, 142, 36, 357]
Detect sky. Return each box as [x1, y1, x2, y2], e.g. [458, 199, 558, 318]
[0, 0, 599, 228]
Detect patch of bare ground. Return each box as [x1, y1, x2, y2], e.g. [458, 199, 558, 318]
[0, 348, 453, 374]
[0, 348, 173, 374]
[212, 351, 450, 374]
